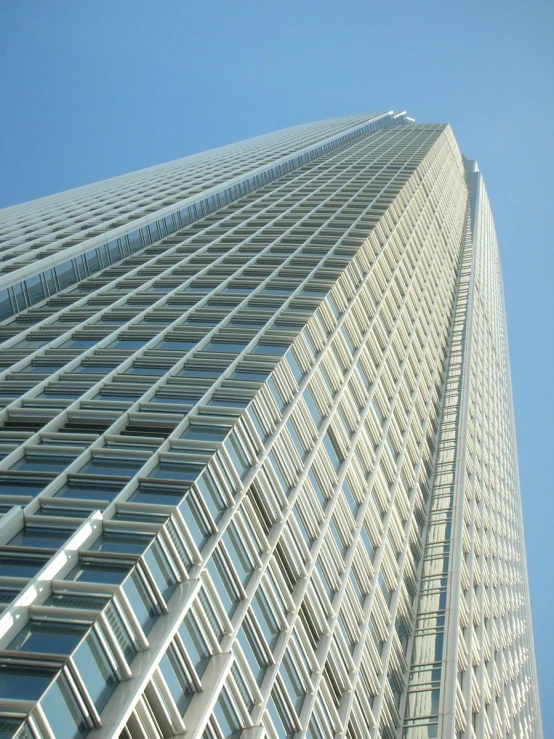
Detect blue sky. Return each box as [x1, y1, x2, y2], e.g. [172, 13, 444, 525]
[1, 0, 553, 728]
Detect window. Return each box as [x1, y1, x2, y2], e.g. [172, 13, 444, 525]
[73, 631, 118, 711]
[323, 430, 343, 472]
[251, 588, 281, 650]
[123, 573, 158, 634]
[65, 560, 131, 586]
[7, 620, 88, 655]
[213, 686, 242, 738]
[360, 524, 375, 561]
[222, 523, 254, 588]
[179, 491, 214, 550]
[40, 675, 89, 739]
[303, 388, 322, 426]
[247, 405, 269, 443]
[206, 551, 242, 617]
[144, 543, 178, 600]
[158, 649, 194, 714]
[124, 365, 167, 376]
[286, 419, 307, 461]
[78, 455, 147, 477]
[253, 343, 288, 356]
[231, 661, 255, 713]
[280, 651, 306, 714]
[231, 369, 269, 382]
[181, 423, 231, 442]
[0, 720, 34, 739]
[307, 714, 327, 739]
[148, 460, 205, 484]
[109, 338, 147, 349]
[0, 450, 55, 480]
[105, 602, 137, 663]
[0, 554, 48, 578]
[88, 531, 153, 555]
[206, 340, 248, 353]
[10, 452, 77, 473]
[8, 526, 73, 549]
[179, 611, 211, 677]
[236, 618, 268, 686]
[267, 683, 297, 739]
[225, 434, 251, 479]
[45, 591, 110, 611]
[195, 470, 228, 523]
[286, 352, 305, 383]
[129, 484, 186, 506]
[293, 503, 314, 546]
[197, 586, 225, 642]
[0, 663, 58, 700]
[267, 377, 287, 411]
[267, 451, 291, 495]
[55, 479, 123, 503]
[342, 480, 359, 518]
[307, 469, 329, 509]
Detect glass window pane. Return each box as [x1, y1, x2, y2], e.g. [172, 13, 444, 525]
[105, 603, 136, 663]
[280, 651, 305, 714]
[45, 591, 109, 610]
[65, 561, 130, 585]
[144, 544, 177, 600]
[225, 436, 250, 479]
[79, 456, 146, 476]
[148, 461, 204, 483]
[213, 686, 242, 738]
[11, 454, 75, 473]
[222, 524, 254, 587]
[40, 675, 89, 739]
[179, 611, 211, 677]
[8, 526, 73, 548]
[0, 664, 56, 700]
[88, 531, 152, 555]
[7, 621, 88, 655]
[0, 555, 46, 578]
[159, 651, 193, 714]
[323, 431, 342, 471]
[239, 625, 268, 689]
[73, 631, 118, 712]
[195, 471, 227, 523]
[267, 689, 295, 739]
[0, 720, 33, 739]
[303, 388, 322, 426]
[123, 573, 157, 634]
[206, 553, 241, 617]
[251, 589, 281, 649]
[179, 493, 213, 550]
[55, 481, 122, 502]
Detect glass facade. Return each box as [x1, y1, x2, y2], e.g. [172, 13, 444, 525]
[0, 113, 542, 738]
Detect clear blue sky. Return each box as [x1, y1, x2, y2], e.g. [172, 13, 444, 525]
[1, 0, 552, 728]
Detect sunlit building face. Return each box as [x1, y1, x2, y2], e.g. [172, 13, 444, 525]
[0, 113, 542, 739]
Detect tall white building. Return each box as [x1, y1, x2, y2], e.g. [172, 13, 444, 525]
[0, 113, 542, 739]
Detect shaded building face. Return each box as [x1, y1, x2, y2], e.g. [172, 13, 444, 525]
[0, 114, 542, 739]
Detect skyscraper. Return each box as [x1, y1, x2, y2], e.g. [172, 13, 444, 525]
[0, 112, 542, 739]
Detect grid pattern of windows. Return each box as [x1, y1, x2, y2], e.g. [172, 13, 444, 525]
[0, 116, 541, 739]
[0, 112, 407, 323]
[403, 164, 542, 739]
